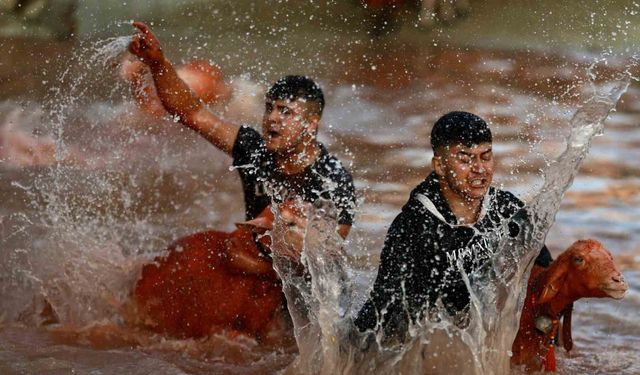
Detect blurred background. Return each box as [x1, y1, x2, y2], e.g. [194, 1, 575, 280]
[1, 1, 639, 374]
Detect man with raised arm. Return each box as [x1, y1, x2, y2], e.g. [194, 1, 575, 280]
[119, 56, 265, 125]
[354, 111, 552, 340]
[128, 22, 356, 260]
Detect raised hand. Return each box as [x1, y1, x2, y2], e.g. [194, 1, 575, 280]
[125, 21, 240, 155]
[129, 21, 165, 66]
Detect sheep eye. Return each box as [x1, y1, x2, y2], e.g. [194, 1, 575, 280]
[573, 256, 584, 265]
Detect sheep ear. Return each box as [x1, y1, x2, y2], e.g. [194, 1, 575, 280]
[537, 261, 568, 304]
[561, 303, 573, 352]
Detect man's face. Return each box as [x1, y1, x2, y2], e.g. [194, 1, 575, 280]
[433, 142, 494, 202]
[262, 98, 318, 153]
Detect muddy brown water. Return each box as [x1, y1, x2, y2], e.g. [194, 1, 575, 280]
[1, 5, 640, 374]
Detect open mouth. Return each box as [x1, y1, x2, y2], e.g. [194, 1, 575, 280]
[470, 178, 487, 188]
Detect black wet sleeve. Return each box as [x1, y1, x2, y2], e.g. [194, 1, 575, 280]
[333, 171, 356, 226]
[354, 299, 378, 332]
[502, 195, 553, 269]
[231, 125, 264, 167]
[354, 211, 414, 337]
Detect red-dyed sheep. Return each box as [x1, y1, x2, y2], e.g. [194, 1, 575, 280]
[511, 239, 628, 372]
[132, 206, 282, 340]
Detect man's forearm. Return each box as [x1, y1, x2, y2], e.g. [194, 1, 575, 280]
[148, 58, 239, 153]
[129, 22, 240, 153]
[148, 58, 202, 125]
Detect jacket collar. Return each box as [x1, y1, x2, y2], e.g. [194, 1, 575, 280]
[414, 172, 493, 226]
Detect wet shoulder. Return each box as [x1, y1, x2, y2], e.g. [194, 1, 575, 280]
[408, 178, 432, 199]
[389, 193, 438, 237]
[403, 178, 437, 216]
[232, 125, 267, 166]
[492, 188, 525, 219]
[314, 149, 353, 184]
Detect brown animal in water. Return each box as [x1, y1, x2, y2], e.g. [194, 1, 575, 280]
[132, 201, 310, 340]
[45, 204, 304, 349]
[132, 205, 282, 339]
[511, 239, 628, 372]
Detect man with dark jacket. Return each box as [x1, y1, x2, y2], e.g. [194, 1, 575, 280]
[354, 111, 552, 340]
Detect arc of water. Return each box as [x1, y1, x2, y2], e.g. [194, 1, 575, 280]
[273, 65, 633, 375]
[462, 74, 632, 375]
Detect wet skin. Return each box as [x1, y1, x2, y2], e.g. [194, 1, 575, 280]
[433, 142, 494, 223]
[128, 21, 350, 241]
[262, 98, 321, 175]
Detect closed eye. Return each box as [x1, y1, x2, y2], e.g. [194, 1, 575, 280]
[279, 106, 291, 116]
[457, 153, 472, 164]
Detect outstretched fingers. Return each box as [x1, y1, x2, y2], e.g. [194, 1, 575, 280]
[131, 21, 155, 48]
[129, 21, 163, 63]
[132, 21, 150, 34]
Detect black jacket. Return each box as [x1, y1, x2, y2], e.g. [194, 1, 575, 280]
[354, 172, 552, 338]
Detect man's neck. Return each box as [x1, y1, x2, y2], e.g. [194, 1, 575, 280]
[275, 140, 321, 175]
[438, 181, 483, 224]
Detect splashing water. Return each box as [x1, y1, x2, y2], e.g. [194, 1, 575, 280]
[460, 76, 632, 375]
[1, 27, 639, 374]
[0, 34, 147, 327]
[271, 70, 633, 375]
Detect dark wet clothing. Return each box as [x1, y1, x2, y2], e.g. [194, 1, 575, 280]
[232, 126, 356, 225]
[354, 172, 552, 338]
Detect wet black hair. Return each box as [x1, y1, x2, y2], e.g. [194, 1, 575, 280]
[266, 75, 325, 116]
[430, 111, 492, 152]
